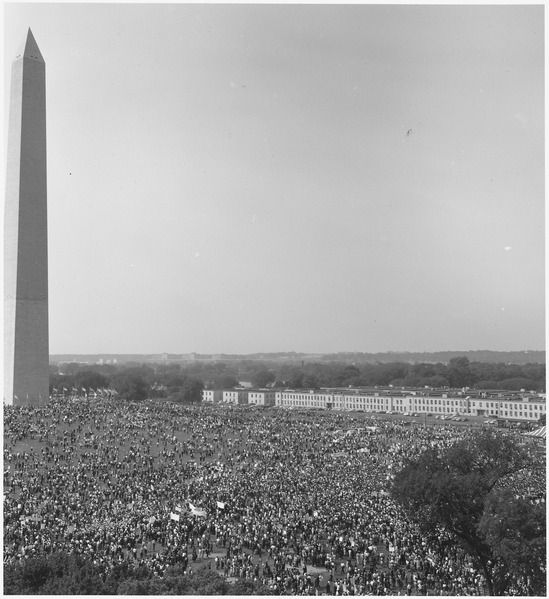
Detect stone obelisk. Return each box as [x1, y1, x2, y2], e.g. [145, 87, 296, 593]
[4, 29, 49, 406]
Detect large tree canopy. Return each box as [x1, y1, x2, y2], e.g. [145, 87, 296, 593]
[391, 430, 545, 596]
[4, 552, 272, 595]
[479, 488, 546, 595]
[110, 372, 149, 401]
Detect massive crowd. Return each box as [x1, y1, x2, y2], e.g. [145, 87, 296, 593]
[3, 398, 545, 595]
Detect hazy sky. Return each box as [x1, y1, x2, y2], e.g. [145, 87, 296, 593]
[3, 3, 545, 355]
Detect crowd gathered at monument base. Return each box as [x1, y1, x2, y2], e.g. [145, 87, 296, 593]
[3, 398, 545, 595]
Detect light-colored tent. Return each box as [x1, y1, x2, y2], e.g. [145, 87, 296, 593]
[524, 425, 546, 438]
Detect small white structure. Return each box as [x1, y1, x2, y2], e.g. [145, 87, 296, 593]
[202, 389, 223, 403]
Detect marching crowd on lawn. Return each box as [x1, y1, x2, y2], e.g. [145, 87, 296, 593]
[3, 398, 545, 595]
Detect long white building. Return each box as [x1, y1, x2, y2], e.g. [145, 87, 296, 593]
[275, 389, 546, 421]
[202, 386, 545, 422]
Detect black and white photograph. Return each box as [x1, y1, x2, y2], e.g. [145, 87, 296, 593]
[3, 2, 545, 596]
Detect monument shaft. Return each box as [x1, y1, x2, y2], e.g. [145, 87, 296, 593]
[4, 30, 49, 405]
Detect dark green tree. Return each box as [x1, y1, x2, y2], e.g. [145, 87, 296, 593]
[479, 488, 546, 595]
[208, 374, 240, 389]
[75, 369, 110, 391]
[302, 373, 320, 389]
[60, 362, 84, 376]
[371, 362, 409, 386]
[49, 373, 75, 394]
[411, 363, 437, 379]
[4, 554, 272, 595]
[391, 430, 544, 595]
[164, 372, 188, 388]
[250, 369, 276, 388]
[170, 377, 204, 403]
[111, 372, 149, 401]
[447, 356, 475, 387]
[286, 369, 304, 389]
[4, 551, 106, 595]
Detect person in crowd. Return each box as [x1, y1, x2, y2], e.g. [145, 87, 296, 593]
[3, 398, 544, 596]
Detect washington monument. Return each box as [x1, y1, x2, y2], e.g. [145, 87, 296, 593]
[4, 29, 49, 406]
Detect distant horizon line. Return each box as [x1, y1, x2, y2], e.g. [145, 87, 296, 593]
[49, 349, 545, 357]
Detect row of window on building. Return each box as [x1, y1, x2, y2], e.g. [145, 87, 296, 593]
[202, 389, 277, 406]
[201, 389, 545, 421]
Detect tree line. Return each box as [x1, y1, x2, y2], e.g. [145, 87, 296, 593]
[49, 356, 545, 403]
[265, 357, 545, 391]
[49, 363, 204, 403]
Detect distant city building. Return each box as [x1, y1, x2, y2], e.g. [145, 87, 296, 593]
[202, 388, 276, 406]
[222, 390, 249, 405]
[202, 389, 223, 403]
[248, 390, 276, 406]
